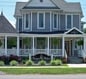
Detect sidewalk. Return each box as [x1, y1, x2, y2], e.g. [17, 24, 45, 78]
[68, 64, 86, 68]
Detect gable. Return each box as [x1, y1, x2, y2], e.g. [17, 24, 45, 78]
[24, 0, 59, 8]
[65, 27, 83, 34]
[67, 29, 82, 34]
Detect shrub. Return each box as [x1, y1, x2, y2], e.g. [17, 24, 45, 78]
[25, 60, 33, 66]
[50, 60, 56, 66]
[0, 61, 5, 66]
[10, 60, 18, 66]
[38, 60, 46, 66]
[55, 59, 62, 66]
[50, 59, 62, 66]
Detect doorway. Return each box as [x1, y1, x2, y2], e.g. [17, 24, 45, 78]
[65, 40, 73, 57]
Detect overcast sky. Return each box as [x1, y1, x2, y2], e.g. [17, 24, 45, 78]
[0, 0, 86, 28]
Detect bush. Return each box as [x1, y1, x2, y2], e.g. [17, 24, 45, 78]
[50, 59, 62, 66]
[25, 60, 33, 66]
[10, 60, 18, 66]
[0, 61, 5, 66]
[55, 59, 62, 66]
[50, 60, 56, 66]
[38, 60, 46, 66]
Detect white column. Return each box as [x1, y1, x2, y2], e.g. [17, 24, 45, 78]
[47, 37, 49, 55]
[17, 36, 19, 56]
[51, 54, 53, 60]
[62, 36, 65, 57]
[5, 36, 7, 56]
[84, 37, 86, 52]
[33, 37, 35, 55]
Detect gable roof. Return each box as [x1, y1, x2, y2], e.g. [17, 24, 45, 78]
[0, 12, 17, 33]
[14, 0, 83, 17]
[65, 27, 84, 34]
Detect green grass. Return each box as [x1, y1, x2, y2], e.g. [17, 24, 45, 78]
[0, 68, 86, 74]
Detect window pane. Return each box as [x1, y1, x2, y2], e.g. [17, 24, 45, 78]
[54, 14, 57, 28]
[67, 15, 71, 29]
[39, 13, 44, 28]
[26, 14, 28, 28]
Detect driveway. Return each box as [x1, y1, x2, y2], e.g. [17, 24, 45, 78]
[0, 74, 86, 79]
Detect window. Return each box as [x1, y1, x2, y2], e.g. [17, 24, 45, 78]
[53, 14, 58, 29]
[24, 14, 31, 29]
[67, 15, 72, 29]
[38, 13, 45, 29]
[40, 0, 43, 2]
[26, 14, 29, 28]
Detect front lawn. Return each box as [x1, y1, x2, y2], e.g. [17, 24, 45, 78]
[0, 68, 86, 74]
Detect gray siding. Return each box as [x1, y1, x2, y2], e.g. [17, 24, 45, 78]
[60, 15, 65, 30]
[73, 15, 79, 29]
[19, 18, 22, 32]
[32, 13, 37, 31]
[32, 13, 50, 32]
[45, 13, 50, 32]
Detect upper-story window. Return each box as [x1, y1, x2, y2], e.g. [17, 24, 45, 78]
[53, 13, 58, 29]
[40, 0, 43, 2]
[66, 15, 72, 29]
[24, 13, 31, 29]
[38, 13, 45, 29]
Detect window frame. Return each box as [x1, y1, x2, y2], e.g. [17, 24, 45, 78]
[37, 12, 45, 29]
[53, 13, 58, 29]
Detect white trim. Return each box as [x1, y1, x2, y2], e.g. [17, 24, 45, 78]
[33, 37, 35, 55]
[62, 36, 65, 57]
[65, 27, 84, 34]
[37, 12, 45, 29]
[17, 36, 19, 56]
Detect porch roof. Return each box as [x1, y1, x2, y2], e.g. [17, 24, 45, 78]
[19, 30, 66, 34]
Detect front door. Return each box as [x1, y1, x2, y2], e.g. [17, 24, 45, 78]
[65, 40, 73, 56]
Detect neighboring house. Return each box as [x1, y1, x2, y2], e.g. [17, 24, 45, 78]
[0, 0, 86, 63]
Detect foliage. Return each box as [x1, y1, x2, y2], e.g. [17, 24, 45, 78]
[23, 38, 31, 48]
[10, 60, 18, 66]
[50, 59, 62, 66]
[7, 37, 17, 48]
[38, 60, 46, 66]
[77, 40, 83, 46]
[25, 60, 33, 66]
[0, 61, 5, 66]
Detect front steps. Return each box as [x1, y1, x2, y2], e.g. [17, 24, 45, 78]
[68, 56, 83, 64]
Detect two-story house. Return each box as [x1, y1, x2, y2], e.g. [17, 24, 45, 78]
[0, 0, 86, 63]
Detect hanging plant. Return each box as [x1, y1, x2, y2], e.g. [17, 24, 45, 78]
[77, 40, 83, 46]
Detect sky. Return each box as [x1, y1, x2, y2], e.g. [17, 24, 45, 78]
[0, 0, 86, 28]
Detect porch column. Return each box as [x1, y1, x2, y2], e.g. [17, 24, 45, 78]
[5, 36, 7, 56]
[62, 36, 65, 57]
[47, 37, 49, 55]
[84, 37, 86, 52]
[33, 37, 35, 55]
[17, 36, 19, 56]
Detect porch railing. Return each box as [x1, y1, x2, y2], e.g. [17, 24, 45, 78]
[19, 49, 33, 56]
[0, 49, 5, 56]
[50, 49, 62, 56]
[7, 49, 17, 56]
[34, 49, 48, 56]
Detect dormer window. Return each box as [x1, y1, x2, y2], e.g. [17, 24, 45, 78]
[40, 0, 43, 2]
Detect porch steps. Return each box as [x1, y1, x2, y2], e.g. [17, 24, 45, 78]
[68, 57, 83, 64]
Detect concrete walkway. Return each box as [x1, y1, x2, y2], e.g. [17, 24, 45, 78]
[0, 74, 86, 79]
[68, 64, 86, 68]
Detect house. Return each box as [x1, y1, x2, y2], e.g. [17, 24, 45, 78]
[0, 0, 86, 63]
